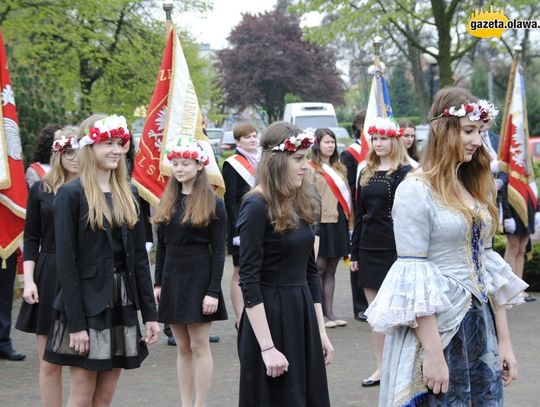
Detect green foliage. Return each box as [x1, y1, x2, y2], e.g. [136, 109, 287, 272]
[284, 93, 302, 104]
[388, 64, 418, 117]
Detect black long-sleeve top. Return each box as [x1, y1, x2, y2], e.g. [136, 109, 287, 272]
[237, 194, 321, 307]
[340, 141, 360, 206]
[24, 182, 55, 260]
[154, 194, 227, 298]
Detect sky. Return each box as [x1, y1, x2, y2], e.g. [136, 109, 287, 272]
[175, 0, 279, 50]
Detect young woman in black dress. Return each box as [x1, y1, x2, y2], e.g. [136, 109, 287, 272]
[16, 127, 78, 407]
[237, 121, 333, 407]
[350, 117, 411, 387]
[152, 138, 227, 407]
[43, 114, 159, 406]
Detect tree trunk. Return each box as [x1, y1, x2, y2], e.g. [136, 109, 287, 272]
[407, 42, 430, 122]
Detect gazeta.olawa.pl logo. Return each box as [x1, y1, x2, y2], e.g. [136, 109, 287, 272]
[467, 6, 540, 39]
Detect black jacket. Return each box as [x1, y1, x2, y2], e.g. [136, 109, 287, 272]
[52, 179, 157, 333]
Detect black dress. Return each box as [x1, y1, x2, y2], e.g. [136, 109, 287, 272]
[155, 194, 228, 324]
[351, 166, 411, 289]
[237, 194, 330, 407]
[223, 150, 252, 266]
[16, 182, 58, 335]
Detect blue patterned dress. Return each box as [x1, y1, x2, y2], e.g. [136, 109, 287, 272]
[366, 176, 528, 407]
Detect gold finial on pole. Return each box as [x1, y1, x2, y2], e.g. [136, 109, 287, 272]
[163, 0, 173, 31]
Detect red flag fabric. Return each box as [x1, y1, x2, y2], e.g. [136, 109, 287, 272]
[499, 63, 537, 228]
[0, 31, 27, 265]
[132, 28, 224, 206]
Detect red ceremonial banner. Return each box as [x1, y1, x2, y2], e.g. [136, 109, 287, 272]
[0, 31, 27, 265]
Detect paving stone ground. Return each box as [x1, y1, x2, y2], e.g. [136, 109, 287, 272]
[1, 256, 538, 406]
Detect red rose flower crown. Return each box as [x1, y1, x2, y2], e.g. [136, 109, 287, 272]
[79, 115, 131, 148]
[166, 137, 210, 165]
[270, 131, 315, 152]
[367, 117, 404, 137]
[431, 100, 498, 123]
[52, 136, 79, 153]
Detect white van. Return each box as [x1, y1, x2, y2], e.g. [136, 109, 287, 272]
[283, 103, 338, 130]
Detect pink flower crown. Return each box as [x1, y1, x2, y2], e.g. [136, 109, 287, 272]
[166, 139, 210, 165]
[270, 132, 315, 152]
[79, 115, 131, 148]
[52, 136, 79, 153]
[431, 100, 498, 123]
[366, 117, 403, 137]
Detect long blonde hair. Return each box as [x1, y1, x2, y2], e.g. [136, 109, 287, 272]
[77, 114, 139, 230]
[42, 126, 79, 194]
[249, 121, 318, 233]
[422, 86, 497, 231]
[360, 133, 409, 186]
[152, 167, 216, 228]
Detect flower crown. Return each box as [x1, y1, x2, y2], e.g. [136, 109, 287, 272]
[270, 131, 315, 152]
[52, 136, 79, 153]
[166, 138, 209, 165]
[431, 100, 498, 123]
[366, 117, 403, 137]
[79, 115, 131, 148]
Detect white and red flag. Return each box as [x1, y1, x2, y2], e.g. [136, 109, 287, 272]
[499, 59, 537, 229]
[0, 32, 27, 267]
[132, 27, 224, 205]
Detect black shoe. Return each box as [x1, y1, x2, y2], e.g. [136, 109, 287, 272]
[209, 335, 220, 343]
[361, 378, 380, 387]
[167, 336, 177, 346]
[0, 348, 26, 361]
[354, 312, 368, 322]
[524, 294, 536, 302]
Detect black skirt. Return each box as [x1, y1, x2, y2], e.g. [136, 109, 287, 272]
[16, 252, 58, 335]
[43, 270, 148, 372]
[357, 249, 396, 289]
[158, 244, 228, 325]
[318, 204, 350, 258]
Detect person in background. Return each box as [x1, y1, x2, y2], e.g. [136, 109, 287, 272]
[43, 114, 159, 406]
[350, 117, 412, 387]
[25, 124, 62, 188]
[222, 123, 261, 329]
[237, 122, 333, 406]
[309, 128, 351, 328]
[366, 87, 525, 405]
[16, 126, 79, 406]
[398, 120, 419, 167]
[153, 138, 228, 407]
[340, 111, 369, 322]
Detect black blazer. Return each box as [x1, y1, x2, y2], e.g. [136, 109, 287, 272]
[52, 179, 157, 333]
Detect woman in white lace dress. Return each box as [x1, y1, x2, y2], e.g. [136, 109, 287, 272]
[366, 87, 527, 406]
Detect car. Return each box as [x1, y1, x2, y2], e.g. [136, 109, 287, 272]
[220, 130, 236, 153]
[415, 124, 430, 156]
[205, 128, 224, 156]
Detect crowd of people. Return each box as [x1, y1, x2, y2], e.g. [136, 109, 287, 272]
[1, 86, 535, 406]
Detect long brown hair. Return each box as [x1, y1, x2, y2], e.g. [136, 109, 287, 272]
[360, 131, 409, 186]
[311, 128, 347, 178]
[399, 120, 419, 161]
[422, 86, 497, 231]
[152, 167, 216, 228]
[249, 121, 318, 233]
[43, 126, 79, 194]
[77, 114, 139, 230]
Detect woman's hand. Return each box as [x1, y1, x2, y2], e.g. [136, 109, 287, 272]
[261, 347, 289, 378]
[153, 286, 161, 304]
[422, 349, 449, 394]
[320, 333, 334, 365]
[202, 295, 218, 315]
[350, 261, 358, 272]
[144, 321, 160, 345]
[22, 281, 39, 304]
[69, 330, 89, 355]
[499, 341, 518, 386]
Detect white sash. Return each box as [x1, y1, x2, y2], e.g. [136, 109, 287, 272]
[225, 154, 256, 188]
[321, 163, 352, 217]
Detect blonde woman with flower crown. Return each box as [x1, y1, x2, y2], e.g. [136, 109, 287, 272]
[237, 122, 333, 407]
[152, 138, 228, 407]
[365, 87, 527, 406]
[15, 127, 78, 407]
[43, 114, 159, 407]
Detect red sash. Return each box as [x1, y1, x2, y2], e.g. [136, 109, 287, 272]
[345, 143, 362, 163]
[225, 154, 256, 188]
[309, 161, 351, 220]
[29, 162, 47, 179]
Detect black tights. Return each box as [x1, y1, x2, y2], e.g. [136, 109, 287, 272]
[316, 256, 340, 320]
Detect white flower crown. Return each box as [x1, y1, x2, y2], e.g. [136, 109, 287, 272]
[166, 138, 209, 165]
[431, 100, 498, 123]
[270, 131, 315, 152]
[52, 136, 79, 153]
[79, 115, 131, 148]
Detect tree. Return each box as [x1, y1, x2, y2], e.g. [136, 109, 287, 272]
[217, 10, 344, 123]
